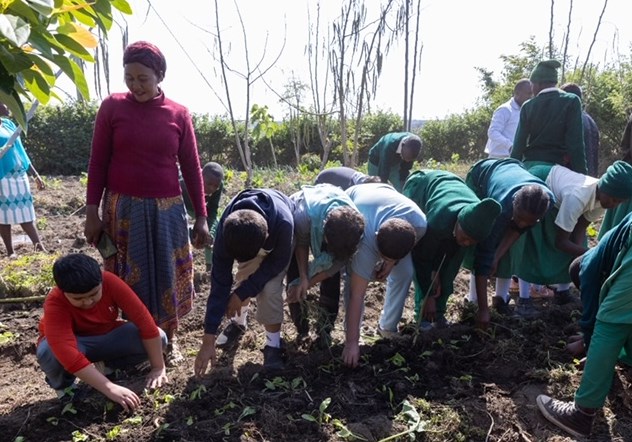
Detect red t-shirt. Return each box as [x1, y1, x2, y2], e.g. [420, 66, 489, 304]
[38, 271, 160, 373]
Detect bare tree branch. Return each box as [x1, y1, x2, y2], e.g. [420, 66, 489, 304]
[560, 0, 573, 83]
[548, 0, 555, 59]
[580, 0, 609, 82]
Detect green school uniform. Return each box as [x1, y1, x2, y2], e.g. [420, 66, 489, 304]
[368, 132, 418, 192]
[404, 170, 482, 317]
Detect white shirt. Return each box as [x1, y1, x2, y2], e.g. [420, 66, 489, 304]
[484, 97, 521, 158]
[545, 165, 604, 232]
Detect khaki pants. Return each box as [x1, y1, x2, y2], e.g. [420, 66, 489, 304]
[234, 249, 288, 325]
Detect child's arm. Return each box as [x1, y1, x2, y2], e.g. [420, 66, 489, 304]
[142, 335, 168, 389]
[74, 364, 141, 412]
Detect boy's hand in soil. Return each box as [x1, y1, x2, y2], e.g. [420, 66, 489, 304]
[342, 342, 360, 368]
[476, 308, 490, 331]
[105, 384, 141, 413]
[194, 334, 217, 377]
[145, 367, 168, 389]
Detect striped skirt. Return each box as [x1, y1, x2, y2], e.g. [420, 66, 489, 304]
[0, 168, 35, 224]
[101, 191, 195, 331]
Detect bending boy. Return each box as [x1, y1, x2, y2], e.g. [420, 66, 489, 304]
[403, 170, 501, 329]
[368, 132, 422, 191]
[343, 183, 427, 367]
[286, 184, 365, 342]
[36, 254, 168, 412]
[194, 189, 294, 374]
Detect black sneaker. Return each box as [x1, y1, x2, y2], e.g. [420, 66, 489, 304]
[515, 297, 540, 319]
[216, 322, 246, 349]
[492, 296, 512, 316]
[536, 394, 594, 438]
[262, 345, 285, 371]
[554, 289, 576, 305]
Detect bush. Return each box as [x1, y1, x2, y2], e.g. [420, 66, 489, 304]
[25, 101, 98, 175]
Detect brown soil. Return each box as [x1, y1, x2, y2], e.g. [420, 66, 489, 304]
[1, 177, 631, 442]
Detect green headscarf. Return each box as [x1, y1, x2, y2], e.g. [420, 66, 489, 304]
[598, 161, 632, 200]
[530, 59, 561, 84]
[457, 198, 502, 242]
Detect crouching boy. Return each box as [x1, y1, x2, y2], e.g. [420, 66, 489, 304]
[36, 254, 168, 412]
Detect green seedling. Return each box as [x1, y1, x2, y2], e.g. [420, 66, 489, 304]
[72, 430, 88, 442]
[405, 373, 420, 384]
[189, 384, 207, 400]
[123, 416, 143, 425]
[47, 416, 59, 426]
[380, 399, 427, 441]
[14, 437, 25, 442]
[37, 216, 48, 230]
[79, 172, 88, 187]
[301, 397, 332, 425]
[214, 401, 237, 416]
[333, 419, 368, 441]
[106, 425, 123, 440]
[238, 406, 256, 421]
[62, 402, 77, 415]
[0, 330, 15, 345]
[186, 416, 194, 426]
[262, 376, 306, 392]
[388, 352, 407, 368]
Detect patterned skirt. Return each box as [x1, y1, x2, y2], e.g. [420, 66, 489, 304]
[101, 191, 195, 331]
[0, 168, 35, 224]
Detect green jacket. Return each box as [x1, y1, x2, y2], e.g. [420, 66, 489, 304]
[511, 89, 587, 174]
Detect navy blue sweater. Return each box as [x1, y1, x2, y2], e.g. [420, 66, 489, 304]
[204, 189, 294, 334]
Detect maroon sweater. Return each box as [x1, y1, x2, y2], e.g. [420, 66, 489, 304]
[87, 91, 206, 216]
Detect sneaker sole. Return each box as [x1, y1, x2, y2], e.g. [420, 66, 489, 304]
[536, 395, 589, 439]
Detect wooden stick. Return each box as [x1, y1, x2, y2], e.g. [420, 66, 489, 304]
[0, 295, 46, 304]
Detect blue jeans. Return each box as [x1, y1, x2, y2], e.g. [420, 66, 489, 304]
[378, 254, 414, 332]
[36, 322, 168, 390]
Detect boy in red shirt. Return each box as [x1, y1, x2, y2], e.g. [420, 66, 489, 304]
[36, 254, 168, 411]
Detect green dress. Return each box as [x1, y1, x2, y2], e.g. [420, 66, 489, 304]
[403, 170, 480, 317]
[462, 158, 554, 279]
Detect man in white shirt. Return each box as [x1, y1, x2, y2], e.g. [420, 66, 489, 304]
[484, 79, 533, 158]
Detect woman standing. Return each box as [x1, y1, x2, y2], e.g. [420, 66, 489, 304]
[84, 41, 208, 365]
[0, 104, 46, 257]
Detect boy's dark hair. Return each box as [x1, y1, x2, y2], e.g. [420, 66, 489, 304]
[53, 253, 102, 293]
[561, 82, 583, 100]
[202, 161, 224, 182]
[323, 206, 365, 261]
[513, 185, 550, 219]
[360, 175, 382, 184]
[569, 255, 584, 290]
[223, 209, 268, 262]
[376, 218, 416, 260]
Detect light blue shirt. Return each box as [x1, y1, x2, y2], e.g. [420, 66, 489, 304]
[346, 183, 427, 280]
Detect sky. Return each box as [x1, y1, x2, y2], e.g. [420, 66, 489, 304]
[59, 0, 632, 121]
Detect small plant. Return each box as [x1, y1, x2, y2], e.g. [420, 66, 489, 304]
[214, 401, 237, 416]
[106, 425, 123, 440]
[41, 176, 63, 190]
[36, 216, 48, 230]
[62, 401, 77, 416]
[302, 397, 331, 425]
[79, 172, 88, 187]
[387, 352, 407, 368]
[0, 323, 16, 345]
[189, 384, 207, 400]
[123, 416, 143, 425]
[46, 416, 59, 426]
[71, 430, 89, 442]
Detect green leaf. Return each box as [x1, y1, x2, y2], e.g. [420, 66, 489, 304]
[54, 33, 94, 62]
[301, 414, 317, 422]
[25, 0, 54, 17]
[238, 406, 256, 421]
[51, 54, 89, 99]
[22, 68, 51, 103]
[0, 15, 31, 47]
[27, 53, 55, 79]
[319, 397, 331, 413]
[0, 88, 27, 130]
[6, 0, 41, 24]
[111, 0, 133, 15]
[0, 46, 34, 73]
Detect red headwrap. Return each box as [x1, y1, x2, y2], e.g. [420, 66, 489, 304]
[123, 41, 167, 80]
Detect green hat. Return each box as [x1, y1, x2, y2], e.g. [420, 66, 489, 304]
[530, 59, 561, 83]
[457, 198, 502, 242]
[598, 161, 632, 200]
